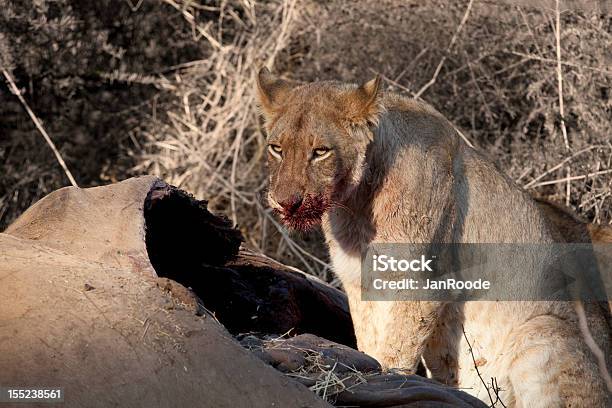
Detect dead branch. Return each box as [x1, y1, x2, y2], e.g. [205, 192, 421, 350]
[529, 169, 612, 188]
[414, 0, 474, 99]
[511, 52, 612, 76]
[462, 325, 506, 407]
[523, 145, 608, 188]
[2, 69, 78, 188]
[554, 0, 570, 150]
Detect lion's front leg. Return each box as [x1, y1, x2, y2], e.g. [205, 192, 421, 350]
[350, 299, 446, 373]
[421, 303, 463, 385]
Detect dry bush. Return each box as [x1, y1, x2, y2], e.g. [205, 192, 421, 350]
[133, 0, 334, 281]
[0, 0, 208, 229]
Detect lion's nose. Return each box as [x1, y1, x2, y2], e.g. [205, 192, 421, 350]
[279, 195, 303, 215]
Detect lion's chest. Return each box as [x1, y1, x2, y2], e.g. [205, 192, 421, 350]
[328, 240, 518, 400]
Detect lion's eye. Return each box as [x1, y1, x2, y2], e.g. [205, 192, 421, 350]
[268, 144, 282, 157]
[313, 147, 332, 159]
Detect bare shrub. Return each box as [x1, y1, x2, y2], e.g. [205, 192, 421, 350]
[0, 0, 209, 229]
[133, 0, 334, 280]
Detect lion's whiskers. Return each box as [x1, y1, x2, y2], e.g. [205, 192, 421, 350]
[329, 200, 354, 216]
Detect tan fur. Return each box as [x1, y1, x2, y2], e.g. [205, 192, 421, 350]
[535, 197, 612, 334]
[590, 225, 612, 243]
[534, 197, 612, 245]
[257, 71, 611, 407]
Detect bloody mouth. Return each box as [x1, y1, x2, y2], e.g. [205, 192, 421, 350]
[276, 195, 330, 232]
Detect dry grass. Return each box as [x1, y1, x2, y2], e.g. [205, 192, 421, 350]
[132, 0, 334, 281]
[245, 334, 369, 403]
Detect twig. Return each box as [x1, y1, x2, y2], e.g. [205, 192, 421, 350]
[393, 47, 429, 83]
[554, 0, 570, 150]
[462, 325, 504, 407]
[516, 6, 543, 56]
[515, 167, 532, 183]
[529, 169, 612, 188]
[2, 69, 79, 187]
[490, 377, 507, 408]
[523, 145, 606, 188]
[465, 53, 494, 122]
[573, 301, 612, 392]
[565, 167, 571, 206]
[141, 317, 151, 340]
[124, 0, 144, 12]
[510, 52, 612, 76]
[163, 0, 222, 48]
[413, 0, 474, 99]
[453, 125, 475, 149]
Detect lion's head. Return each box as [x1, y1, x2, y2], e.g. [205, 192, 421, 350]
[256, 68, 382, 231]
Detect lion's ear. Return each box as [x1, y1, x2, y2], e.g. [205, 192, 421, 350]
[256, 67, 293, 119]
[345, 75, 383, 126]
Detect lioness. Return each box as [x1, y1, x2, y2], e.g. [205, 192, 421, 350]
[256, 68, 610, 407]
